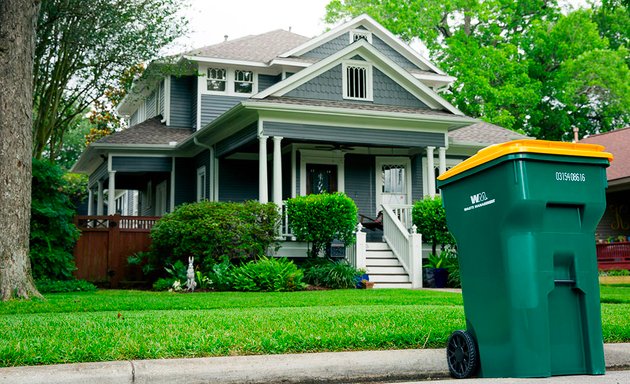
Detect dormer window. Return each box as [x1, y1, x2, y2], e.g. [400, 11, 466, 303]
[207, 68, 226, 91]
[234, 70, 253, 93]
[350, 30, 372, 44]
[342, 62, 372, 101]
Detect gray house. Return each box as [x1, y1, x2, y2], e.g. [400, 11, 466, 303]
[73, 15, 527, 287]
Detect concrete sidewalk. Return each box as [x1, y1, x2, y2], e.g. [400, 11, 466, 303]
[1, 343, 629, 384]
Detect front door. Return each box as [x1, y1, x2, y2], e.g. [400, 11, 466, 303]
[375, 157, 411, 214]
[306, 164, 337, 194]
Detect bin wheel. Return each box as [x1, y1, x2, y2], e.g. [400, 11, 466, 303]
[446, 330, 479, 379]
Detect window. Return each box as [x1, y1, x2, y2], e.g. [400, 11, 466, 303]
[234, 70, 253, 93]
[207, 68, 226, 91]
[342, 62, 372, 100]
[350, 30, 372, 44]
[196, 166, 207, 202]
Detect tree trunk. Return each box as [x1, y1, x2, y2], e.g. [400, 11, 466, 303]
[0, 0, 42, 300]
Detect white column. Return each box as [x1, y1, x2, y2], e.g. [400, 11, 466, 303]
[258, 135, 269, 203]
[355, 225, 367, 270]
[272, 136, 283, 207]
[438, 147, 447, 176]
[409, 225, 423, 288]
[97, 181, 104, 215]
[107, 171, 116, 215]
[426, 146, 436, 198]
[87, 188, 94, 215]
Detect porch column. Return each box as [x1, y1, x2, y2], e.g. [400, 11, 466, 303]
[87, 188, 94, 215]
[258, 135, 268, 203]
[107, 171, 116, 215]
[438, 147, 447, 176]
[272, 136, 283, 207]
[426, 146, 436, 197]
[96, 180, 104, 215]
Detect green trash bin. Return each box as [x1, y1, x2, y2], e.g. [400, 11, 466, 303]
[436, 139, 613, 379]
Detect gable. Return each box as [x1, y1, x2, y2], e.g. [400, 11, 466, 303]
[299, 32, 419, 72]
[285, 62, 428, 109]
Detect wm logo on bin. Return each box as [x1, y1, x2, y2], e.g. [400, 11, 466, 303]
[470, 192, 488, 204]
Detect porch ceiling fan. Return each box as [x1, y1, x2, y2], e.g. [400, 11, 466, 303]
[313, 143, 356, 152]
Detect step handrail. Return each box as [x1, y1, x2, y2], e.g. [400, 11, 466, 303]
[381, 204, 422, 288]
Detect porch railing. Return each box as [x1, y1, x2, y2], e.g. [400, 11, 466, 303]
[381, 204, 422, 287]
[596, 242, 630, 270]
[280, 201, 294, 239]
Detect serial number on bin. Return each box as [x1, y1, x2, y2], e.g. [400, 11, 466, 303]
[555, 172, 586, 182]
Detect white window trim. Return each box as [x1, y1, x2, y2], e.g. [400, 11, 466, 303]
[422, 157, 462, 197]
[375, 157, 412, 215]
[199, 65, 258, 96]
[196, 166, 207, 202]
[342, 61, 373, 101]
[299, 149, 345, 196]
[206, 67, 227, 92]
[349, 29, 373, 44]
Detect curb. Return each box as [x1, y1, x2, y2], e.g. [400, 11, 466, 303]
[1, 344, 629, 384]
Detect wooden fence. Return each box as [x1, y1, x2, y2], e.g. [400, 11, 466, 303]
[73, 215, 159, 287]
[596, 242, 630, 270]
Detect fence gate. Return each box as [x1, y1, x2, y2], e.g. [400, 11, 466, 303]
[73, 215, 158, 287]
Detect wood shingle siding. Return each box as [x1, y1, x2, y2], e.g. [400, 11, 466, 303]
[200, 95, 246, 127]
[263, 121, 446, 148]
[373, 68, 427, 108]
[286, 64, 343, 101]
[169, 76, 194, 128]
[301, 33, 349, 60]
[372, 36, 417, 71]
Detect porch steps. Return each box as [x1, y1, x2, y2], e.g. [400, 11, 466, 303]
[365, 242, 412, 289]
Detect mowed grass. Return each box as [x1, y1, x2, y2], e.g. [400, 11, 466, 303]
[1, 287, 629, 367]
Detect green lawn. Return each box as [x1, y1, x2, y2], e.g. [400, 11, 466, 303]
[1, 286, 628, 367]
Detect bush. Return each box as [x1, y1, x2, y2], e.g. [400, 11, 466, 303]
[230, 257, 305, 292]
[30, 158, 81, 280]
[286, 193, 357, 258]
[412, 196, 454, 256]
[302, 259, 363, 289]
[35, 279, 96, 293]
[152, 277, 176, 291]
[149, 201, 280, 273]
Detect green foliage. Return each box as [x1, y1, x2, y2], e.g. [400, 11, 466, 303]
[149, 201, 280, 273]
[30, 159, 81, 280]
[164, 260, 188, 282]
[325, 1, 630, 139]
[412, 197, 454, 256]
[35, 279, 96, 293]
[229, 257, 306, 292]
[286, 193, 357, 258]
[207, 259, 233, 291]
[152, 278, 176, 291]
[600, 269, 630, 277]
[302, 259, 362, 289]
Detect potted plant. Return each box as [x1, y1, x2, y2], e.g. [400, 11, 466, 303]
[424, 252, 450, 288]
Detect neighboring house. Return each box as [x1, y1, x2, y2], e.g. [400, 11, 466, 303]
[580, 128, 630, 242]
[72, 14, 528, 287]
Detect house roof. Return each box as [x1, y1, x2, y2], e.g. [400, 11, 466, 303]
[184, 29, 310, 64]
[448, 121, 530, 145]
[96, 117, 193, 145]
[580, 127, 630, 182]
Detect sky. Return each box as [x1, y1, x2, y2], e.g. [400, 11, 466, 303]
[166, 0, 591, 56]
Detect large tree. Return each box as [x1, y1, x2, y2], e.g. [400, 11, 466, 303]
[325, 0, 630, 139]
[0, 0, 43, 300]
[33, 0, 188, 161]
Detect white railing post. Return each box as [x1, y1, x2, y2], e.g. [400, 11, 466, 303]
[355, 223, 367, 270]
[409, 225, 423, 288]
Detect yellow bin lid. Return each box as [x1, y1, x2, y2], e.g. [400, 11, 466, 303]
[438, 139, 614, 181]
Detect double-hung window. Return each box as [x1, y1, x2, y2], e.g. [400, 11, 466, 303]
[342, 62, 372, 101]
[234, 70, 253, 93]
[207, 68, 226, 91]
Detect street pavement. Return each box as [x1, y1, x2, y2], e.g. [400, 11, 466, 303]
[1, 343, 629, 384]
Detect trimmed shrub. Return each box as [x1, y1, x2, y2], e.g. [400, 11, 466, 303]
[230, 257, 305, 292]
[149, 201, 280, 273]
[302, 259, 363, 289]
[286, 193, 357, 258]
[35, 279, 96, 293]
[30, 159, 81, 280]
[412, 196, 454, 256]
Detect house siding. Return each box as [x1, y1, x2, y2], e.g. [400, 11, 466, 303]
[345, 154, 375, 216]
[286, 64, 343, 101]
[218, 159, 258, 202]
[263, 121, 446, 148]
[191, 79, 198, 129]
[174, 157, 196, 206]
[259, 74, 281, 92]
[282, 152, 291, 200]
[215, 123, 258, 157]
[200, 94, 246, 127]
[159, 80, 165, 116]
[194, 149, 211, 201]
[301, 33, 349, 61]
[129, 110, 139, 127]
[146, 91, 157, 118]
[373, 68, 427, 108]
[170, 76, 194, 128]
[372, 36, 417, 71]
[411, 154, 423, 201]
[88, 162, 108, 187]
[111, 156, 172, 172]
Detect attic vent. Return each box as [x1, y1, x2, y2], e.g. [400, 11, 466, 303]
[342, 61, 372, 101]
[350, 30, 372, 44]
